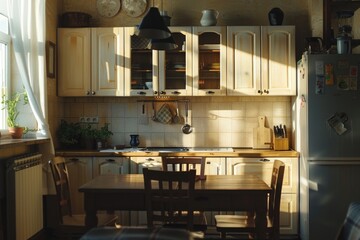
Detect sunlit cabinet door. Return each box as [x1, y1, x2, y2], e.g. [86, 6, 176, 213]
[124, 27, 158, 96]
[205, 158, 226, 175]
[92, 157, 130, 178]
[91, 28, 124, 96]
[192, 26, 227, 96]
[261, 26, 296, 96]
[58, 28, 91, 96]
[226, 26, 261, 96]
[64, 157, 93, 214]
[158, 26, 193, 96]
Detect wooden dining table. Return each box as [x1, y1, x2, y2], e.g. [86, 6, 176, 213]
[79, 174, 272, 239]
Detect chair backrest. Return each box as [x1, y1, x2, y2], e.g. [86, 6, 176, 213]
[49, 156, 73, 223]
[143, 168, 196, 230]
[162, 156, 206, 180]
[268, 160, 285, 229]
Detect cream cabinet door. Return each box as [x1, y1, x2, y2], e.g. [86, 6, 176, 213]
[91, 28, 124, 96]
[58, 28, 91, 96]
[64, 157, 92, 214]
[158, 26, 193, 96]
[226, 26, 261, 96]
[124, 27, 158, 96]
[261, 26, 296, 96]
[192, 26, 227, 96]
[226, 157, 298, 235]
[92, 157, 130, 177]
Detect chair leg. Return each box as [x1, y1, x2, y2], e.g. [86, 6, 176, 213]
[220, 231, 226, 239]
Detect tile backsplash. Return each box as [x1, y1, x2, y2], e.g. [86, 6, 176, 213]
[60, 96, 292, 149]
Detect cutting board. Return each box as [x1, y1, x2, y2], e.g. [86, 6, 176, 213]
[253, 116, 272, 149]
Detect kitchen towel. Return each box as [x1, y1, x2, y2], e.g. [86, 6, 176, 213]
[155, 104, 173, 124]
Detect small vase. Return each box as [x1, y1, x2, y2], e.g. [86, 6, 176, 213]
[268, 7, 284, 26]
[130, 134, 140, 148]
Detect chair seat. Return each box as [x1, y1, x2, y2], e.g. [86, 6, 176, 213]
[215, 214, 273, 230]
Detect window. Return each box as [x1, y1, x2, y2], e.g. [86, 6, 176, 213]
[0, 14, 10, 130]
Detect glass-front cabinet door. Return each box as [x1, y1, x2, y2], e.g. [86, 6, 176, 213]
[124, 27, 158, 96]
[192, 26, 227, 96]
[158, 26, 193, 96]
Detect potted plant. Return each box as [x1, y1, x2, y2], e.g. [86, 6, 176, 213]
[95, 123, 113, 149]
[1, 90, 29, 139]
[56, 120, 82, 149]
[80, 123, 98, 150]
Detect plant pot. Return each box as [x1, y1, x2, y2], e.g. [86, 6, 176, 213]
[9, 127, 24, 139]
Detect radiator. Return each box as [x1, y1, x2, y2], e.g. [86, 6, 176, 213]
[7, 153, 43, 240]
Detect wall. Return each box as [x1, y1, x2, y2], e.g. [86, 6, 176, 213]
[61, 96, 291, 148]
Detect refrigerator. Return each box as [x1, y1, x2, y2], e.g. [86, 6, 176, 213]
[295, 52, 360, 240]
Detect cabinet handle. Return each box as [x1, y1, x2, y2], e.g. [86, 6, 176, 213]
[160, 91, 166, 95]
[69, 158, 79, 162]
[171, 91, 181, 95]
[206, 91, 215, 94]
[258, 90, 263, 94]
[137, 91, 147, 95]
[106, 159, 115, 162]
[146, 158, 155, 161]
[91, 91, 96, 95]
[86, 91, 90, 95]
[259, 158, 270, 162]
[263, 89, 269, 94]
[154, 91, 158, 95]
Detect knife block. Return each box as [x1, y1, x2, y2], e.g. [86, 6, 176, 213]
[273, 137, 289, 151]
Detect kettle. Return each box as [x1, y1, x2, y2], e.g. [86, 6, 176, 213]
[200, 9, 219, 26]
[305, 37, 323, 54]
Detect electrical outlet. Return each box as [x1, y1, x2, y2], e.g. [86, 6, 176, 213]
[79, 117, 86, 122]
[92, 116, 99, 123]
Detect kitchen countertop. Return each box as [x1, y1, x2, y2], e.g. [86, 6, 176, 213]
[56, 148, 299, 158]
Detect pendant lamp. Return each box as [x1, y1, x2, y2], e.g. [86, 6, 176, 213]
[148, 35, 178, 50]
[137, 7, 171, 39]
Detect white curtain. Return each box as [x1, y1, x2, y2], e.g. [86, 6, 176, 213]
[7, 0, 54, 155]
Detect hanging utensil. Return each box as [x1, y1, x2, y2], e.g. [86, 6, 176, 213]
[138, 102, 148, 125]
[173, 101, 181, 124]
[182, 102, 193, 134]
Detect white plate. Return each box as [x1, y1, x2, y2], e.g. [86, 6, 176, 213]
[96, 0, 121, 18]
[123, 0, 147, 18]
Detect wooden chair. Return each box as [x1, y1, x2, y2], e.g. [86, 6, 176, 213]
[162, 156, 208, 226]
[143, 167, 205, 237]
[162, 156, 206, 180]
[336, 202, 360, 240]
[49, 156, 117, 239]
[214, 160, 285, 239]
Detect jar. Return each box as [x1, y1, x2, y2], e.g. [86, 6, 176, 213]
[130, 134, 140, 148]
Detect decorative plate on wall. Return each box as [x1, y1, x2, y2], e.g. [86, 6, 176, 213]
[123, 0, 147, 18]
[96, 0, 121, 18]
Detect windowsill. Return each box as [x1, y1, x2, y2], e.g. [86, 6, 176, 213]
[0, 136, 50, 149]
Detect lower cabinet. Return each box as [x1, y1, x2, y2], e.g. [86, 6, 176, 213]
[226, 157, 299, 235]
[64, 157, 93, 214]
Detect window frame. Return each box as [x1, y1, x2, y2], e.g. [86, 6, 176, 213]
[0, 19, 11, 131]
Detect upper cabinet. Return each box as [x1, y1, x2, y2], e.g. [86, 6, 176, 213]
[158, 27, 193, 96]
[193, 26, 227, 96]
[124, 26, 193, 97]
[58, 26, 295, 97]
[261, 26, 296, 96]
[227, 26, 296, 96]
[58, 28, 124, 96]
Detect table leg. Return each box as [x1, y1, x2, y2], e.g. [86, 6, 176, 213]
[85, 209, 98, 228]
[255, 196, 267, 239]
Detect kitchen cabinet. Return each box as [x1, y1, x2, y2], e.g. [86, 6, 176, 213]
[64, 157, 93, 214]
[226, 26, 296, 96]
[58, 28, 124, 96]
[226, 157, 298, 235]
[192, 26, 227, 96]
[124, 27, 193, 96]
